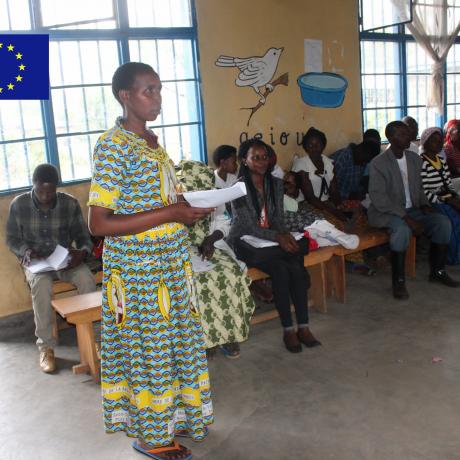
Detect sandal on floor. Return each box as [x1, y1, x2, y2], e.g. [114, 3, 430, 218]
[220, 343, 240, 359]
[175, 426, 209, 439]
[132, 441, 192, 460]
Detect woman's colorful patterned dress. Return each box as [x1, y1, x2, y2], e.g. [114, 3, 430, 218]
[88, 118, 213, 447]
[176, 160, 256, 349]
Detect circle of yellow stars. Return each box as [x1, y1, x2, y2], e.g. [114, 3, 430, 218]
[0, 42, 26, 94]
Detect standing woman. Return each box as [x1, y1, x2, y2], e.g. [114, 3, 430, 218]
[88, 62, 214, 460]
[420, 127, 460, 265]
[228, 139, 321, 353]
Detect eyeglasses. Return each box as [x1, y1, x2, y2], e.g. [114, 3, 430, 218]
[250, 154, 269, 161]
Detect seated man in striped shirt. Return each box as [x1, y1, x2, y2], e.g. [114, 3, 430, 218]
[6, 164, 96, 373]
[420, 127, 460, 265]
[368, 121, 459, 300]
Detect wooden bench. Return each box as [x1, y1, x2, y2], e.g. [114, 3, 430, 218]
[49, 232, 417, 381]
[51, 270, 103, 338]
[49, 250, 335, 381]
[248, 246, 336, 324]
[51, 291, 102, 382]
[52, 270, 103, 296]
[327, 230, 416, 303]
[248, 246, 336, 312]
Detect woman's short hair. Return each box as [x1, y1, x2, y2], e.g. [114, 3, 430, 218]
[112, 62, 157, 105]
[302, 127, 327, 151]
[32, 163, 60, 185]
[212, 145, 237, 167]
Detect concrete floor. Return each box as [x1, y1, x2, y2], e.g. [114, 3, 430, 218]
[2, 262, 460, 460]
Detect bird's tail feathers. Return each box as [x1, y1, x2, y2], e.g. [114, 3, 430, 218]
[215, 55, 237, 67]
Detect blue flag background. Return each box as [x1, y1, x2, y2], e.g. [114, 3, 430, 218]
[0, 34, 49, 100]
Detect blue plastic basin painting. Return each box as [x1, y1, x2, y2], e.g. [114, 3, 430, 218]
[297, 72, 348, 108]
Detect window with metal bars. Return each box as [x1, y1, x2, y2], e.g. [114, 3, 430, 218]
[0, 0, 205, 193]
[359, 1, 460, 139]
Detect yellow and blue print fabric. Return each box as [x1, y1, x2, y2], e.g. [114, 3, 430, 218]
[88, 119, 213, 446]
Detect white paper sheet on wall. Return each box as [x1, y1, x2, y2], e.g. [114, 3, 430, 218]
[304, 39, 323, 73]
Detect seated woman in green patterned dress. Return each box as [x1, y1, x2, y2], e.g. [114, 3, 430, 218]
[88, 62, 215, 460]
[177, 160, 256, 359]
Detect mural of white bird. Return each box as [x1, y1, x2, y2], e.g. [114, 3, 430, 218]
[215, 47, 284, 104]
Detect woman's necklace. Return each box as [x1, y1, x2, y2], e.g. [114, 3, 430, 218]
[423, 154, 442, 170]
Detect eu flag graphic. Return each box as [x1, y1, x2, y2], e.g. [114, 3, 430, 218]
[0, 34, 49, 100]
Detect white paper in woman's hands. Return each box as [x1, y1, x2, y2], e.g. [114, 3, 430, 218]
[183, 182, 247, 208]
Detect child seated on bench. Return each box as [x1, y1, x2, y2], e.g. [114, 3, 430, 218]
[283, 171, 321, 231]
[213, 144, 238, 190]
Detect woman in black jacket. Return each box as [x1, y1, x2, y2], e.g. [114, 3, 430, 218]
[228, 139, 321, 353]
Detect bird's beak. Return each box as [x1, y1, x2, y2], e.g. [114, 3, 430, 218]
[278, 47, 284, 52]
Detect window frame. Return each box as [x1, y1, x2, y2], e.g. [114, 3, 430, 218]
[359, 16, 460, 138]
[446, 43, 460, 120]
[0, 0, 207, 195]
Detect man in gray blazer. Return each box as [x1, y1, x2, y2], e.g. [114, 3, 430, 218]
[368, 121, 458, 299]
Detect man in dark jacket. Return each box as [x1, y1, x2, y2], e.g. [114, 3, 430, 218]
[368, 121, 458, 299]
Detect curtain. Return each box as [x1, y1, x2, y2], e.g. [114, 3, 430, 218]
[392, 0, 460, 114]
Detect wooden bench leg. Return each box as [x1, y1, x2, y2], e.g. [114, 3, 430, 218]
[406, 236, 416, 278]
[73, 363, 91, 374]
[74, 322, 100, 383]
[250, 309, 280, 325]
[51, 308, 58, 341]
[308, 263, 327, 313]
[251, 305, 302, 325]
[327, 255, 346, 303]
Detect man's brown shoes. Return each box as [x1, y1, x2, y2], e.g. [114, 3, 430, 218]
[39, 348, 56, 373]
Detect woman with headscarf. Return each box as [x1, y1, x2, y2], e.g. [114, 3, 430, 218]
[420, 127, 460, 264]
[443, 120, 460, 177]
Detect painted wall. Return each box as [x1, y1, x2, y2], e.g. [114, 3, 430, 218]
[0, 0, 362, 318]
[196, 0, 362, 170]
